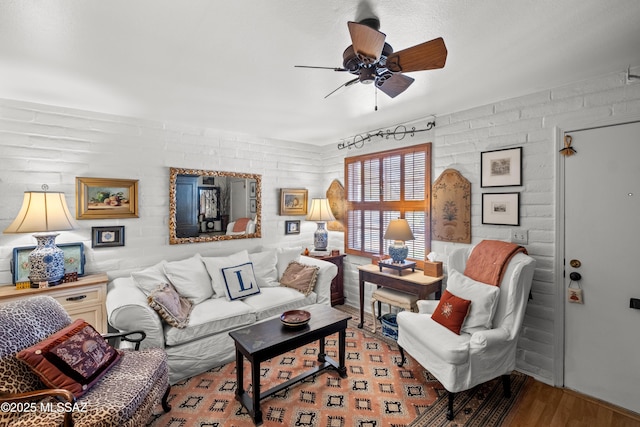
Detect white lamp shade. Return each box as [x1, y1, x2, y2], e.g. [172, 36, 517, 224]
[4, 191, 75, 234]
[384, 219, 415, 242]
[306, 198, 336, 222]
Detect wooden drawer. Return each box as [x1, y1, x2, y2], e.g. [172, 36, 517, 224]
[52, 287, 103, 308]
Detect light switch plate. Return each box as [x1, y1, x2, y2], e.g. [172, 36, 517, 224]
[511, 229, 528, 244]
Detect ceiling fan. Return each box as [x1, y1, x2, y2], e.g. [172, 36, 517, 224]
[295, 17, 447, 99]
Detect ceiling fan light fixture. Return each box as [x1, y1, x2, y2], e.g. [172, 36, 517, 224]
[359, 67, 376, 84]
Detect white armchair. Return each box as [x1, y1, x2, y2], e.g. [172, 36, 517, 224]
[226, 218, 256, 235]
[396, 245, 535, 420]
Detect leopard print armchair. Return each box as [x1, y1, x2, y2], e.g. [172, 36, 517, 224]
[0, 295, 171, 426]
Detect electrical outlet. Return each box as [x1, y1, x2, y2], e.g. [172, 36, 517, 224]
[511, 229, 528, 244]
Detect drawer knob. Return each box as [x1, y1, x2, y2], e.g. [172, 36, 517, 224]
[66, 295, 87, 302]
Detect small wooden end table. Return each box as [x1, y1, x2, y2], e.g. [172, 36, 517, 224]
[357, 264, 443, 329]
[229, 305, 351, 424]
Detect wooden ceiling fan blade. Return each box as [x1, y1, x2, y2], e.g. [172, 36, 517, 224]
[324, 77, 360, 99]
[386, 37, 447, 73]
[348, 21, 386, 63]
[377, 73, 415, 98]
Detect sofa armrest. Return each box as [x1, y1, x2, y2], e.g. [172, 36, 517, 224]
[417, 300, 439, 314]
[299, 255, 337, 306]
[106, 277, 165, 349]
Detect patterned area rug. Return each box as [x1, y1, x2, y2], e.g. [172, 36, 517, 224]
[147, 305, 529, 426]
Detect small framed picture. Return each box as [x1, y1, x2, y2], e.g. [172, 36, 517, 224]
[92, 226, 125, 248]
[285, 220, 300, 235]
[482, 193, 520, 225]
[280, 189, 308, 215]
[249, 181, 257, 198]
[480, 147, 522, 187]
[250, 198, 257, 213]
[75, 177, 139, 219]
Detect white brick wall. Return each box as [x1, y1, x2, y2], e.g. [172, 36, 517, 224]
[328, 69, 640, 385]
[0, 99, 329, 283]
[1, 67, 639, 387]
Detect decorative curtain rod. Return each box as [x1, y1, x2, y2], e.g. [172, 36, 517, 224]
[338, 121, 436, 150]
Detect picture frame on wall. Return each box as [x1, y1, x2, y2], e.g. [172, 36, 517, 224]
[480, 147, 522, 187]
[92, 226, 125, 248]
[250, 198, 257, 213]
[280, 188, 308, 216]
[249, 181, 256, 198]
[285, 220, 300, 235]
[76, 177, 139, 219]
[11, 243, 85, 284]
[482, 192, 520, 225]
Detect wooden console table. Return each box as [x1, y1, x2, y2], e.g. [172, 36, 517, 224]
[357, 264, 443, 329]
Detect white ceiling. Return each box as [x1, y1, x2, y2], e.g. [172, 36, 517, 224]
[1, 1, 639, 145]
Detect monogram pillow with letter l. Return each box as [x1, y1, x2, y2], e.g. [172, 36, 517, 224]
[221, 262, 261, 300]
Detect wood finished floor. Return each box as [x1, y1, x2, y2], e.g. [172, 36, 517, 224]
[507, 379, 640, 426]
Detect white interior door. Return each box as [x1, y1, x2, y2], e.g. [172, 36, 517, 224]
[230, 179, 248, 221]
[564, 121, 640, 413]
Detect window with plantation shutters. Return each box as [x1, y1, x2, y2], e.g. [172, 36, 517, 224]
[344, 143, 431, 261]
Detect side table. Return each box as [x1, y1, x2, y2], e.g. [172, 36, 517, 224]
[0, 273, 109, 333]
[357, 264, 443, 329]
[307, 253, 346, 306]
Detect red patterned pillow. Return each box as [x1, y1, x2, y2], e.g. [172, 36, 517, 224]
[431, 290, 472, 335]
[17, 319, 121, 397]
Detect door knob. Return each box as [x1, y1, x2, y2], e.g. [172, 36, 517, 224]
[569, 272, 582, 281]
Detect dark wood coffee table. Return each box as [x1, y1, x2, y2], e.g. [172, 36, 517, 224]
[229, 304, 351, 424]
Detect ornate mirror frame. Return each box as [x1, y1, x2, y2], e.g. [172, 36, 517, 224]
[169, 167, 262, 244]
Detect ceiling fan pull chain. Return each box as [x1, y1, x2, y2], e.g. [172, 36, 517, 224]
[375, 86, 378, 111]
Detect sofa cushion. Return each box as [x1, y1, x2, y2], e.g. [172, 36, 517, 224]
[17, 319, 121, 398]
[242, 287, 315, 321]
[147, 282, 193, 328]
[163, 255, 213, 304]
[164, 298, 256, 347]
[447, 270, 501, 334]
[280, 261, 319, 296]
[397, 311, 470, 365]
[276, 247, 302, 279]
[221, 262, 261, 300]
[431, 290, 471, 335]
[202, 250, 251, 298]
[249, 249, 279, 287]
[131, 260, 169, 296]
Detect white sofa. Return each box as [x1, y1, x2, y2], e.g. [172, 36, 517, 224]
[106, 248, 337, 384]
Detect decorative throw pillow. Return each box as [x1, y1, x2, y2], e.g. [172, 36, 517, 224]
[17, 319, 121, 398]
[431, 290, 472, 335]
[163, 254, 213, 304]
[202, 250, 251, 298]
[221, 262, 261, 300]
[280, 261, 319, 296]
[249, 249, 279, 287]
[131, 260, 169, 296]
[148, 283, 193, 328]
[446, 270, 501, 334]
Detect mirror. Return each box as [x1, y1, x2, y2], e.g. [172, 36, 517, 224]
[169, 167, 261, 244]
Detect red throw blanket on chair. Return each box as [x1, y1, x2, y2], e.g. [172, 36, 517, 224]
[463, 240, 528, 286]
[232, 218, 250, 233]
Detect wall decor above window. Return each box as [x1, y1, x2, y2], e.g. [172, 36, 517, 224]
[480, 147, 522, 187]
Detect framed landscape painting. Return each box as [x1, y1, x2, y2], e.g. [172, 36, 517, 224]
[482, 192, 520, 226]
[480, 147, 522, 187]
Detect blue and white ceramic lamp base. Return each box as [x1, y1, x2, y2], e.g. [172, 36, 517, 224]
[28, 233, 65, 287]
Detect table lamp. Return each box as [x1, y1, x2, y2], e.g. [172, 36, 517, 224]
[4, 185, 75, 287]
[306, 198, 336, 251]
[384, 219, 414, 263]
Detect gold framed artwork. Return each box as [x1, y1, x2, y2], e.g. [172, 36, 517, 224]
[76, 177, 139, 219]
[432, 169, 471, 243]
[279, 189, 308, 216]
